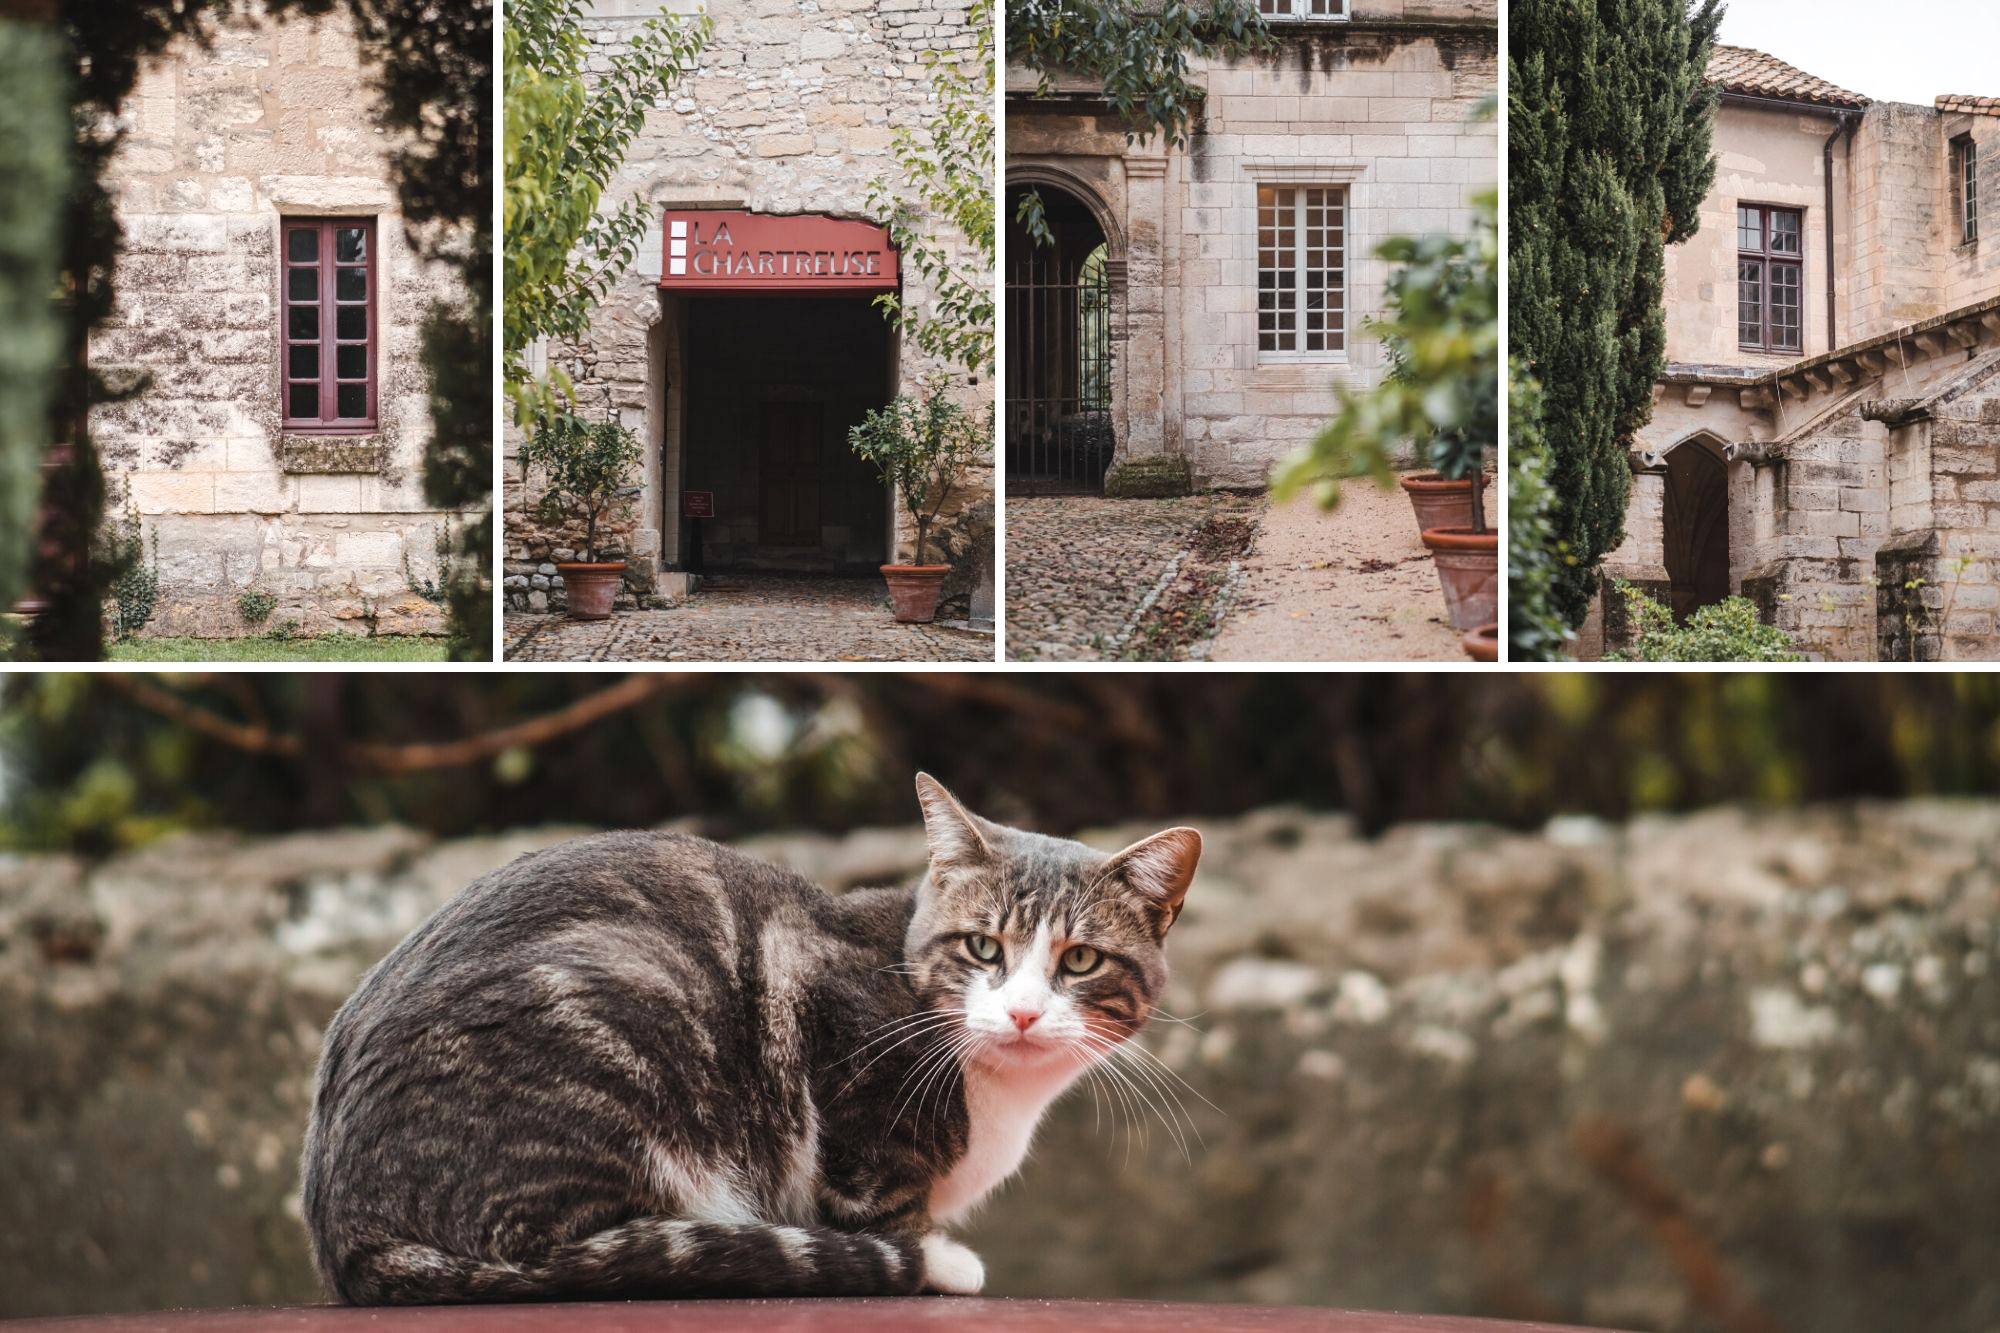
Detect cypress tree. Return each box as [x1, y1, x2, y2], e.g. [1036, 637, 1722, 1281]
[1509, 0, 1721, 627]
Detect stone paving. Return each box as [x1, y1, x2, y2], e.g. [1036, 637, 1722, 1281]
[1004, 492, 1266, 660]
[503, 575, 992, 662]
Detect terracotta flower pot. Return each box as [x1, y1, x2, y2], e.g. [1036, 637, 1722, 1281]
[1400, 472, 1483, 541]
[557, 562, 625, 621]
[1462, 623, 1498, 662]
[881, 564, 949, 623]
[1420, 528, 1498, 632]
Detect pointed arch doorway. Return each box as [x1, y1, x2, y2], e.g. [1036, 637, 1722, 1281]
[1663, 437, 1732, 621]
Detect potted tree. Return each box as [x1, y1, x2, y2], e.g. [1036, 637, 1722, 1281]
[1272, 183, 1500, 646]
[1420, 402, 1497, 636]
[849, 373, 991, 623]
[517, 412, 642, 621]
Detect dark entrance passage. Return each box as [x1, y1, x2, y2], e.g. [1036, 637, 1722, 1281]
[1006, 183, 1113, 495]
[1663, 440, 1731, 621]
[681, 298, 891, 573]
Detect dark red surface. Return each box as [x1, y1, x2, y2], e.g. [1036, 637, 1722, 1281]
[4, 1299, 1622, 1333]
[659, 211, 898, 294]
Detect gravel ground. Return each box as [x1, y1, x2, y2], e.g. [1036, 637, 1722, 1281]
[503, 575, 992, 662]
[1003, 493, 1266, 660]
[1207, 474, 1488, 662]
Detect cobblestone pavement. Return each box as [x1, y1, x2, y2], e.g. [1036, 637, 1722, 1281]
[503, 575, 993, 662]
[1208, 475, 1483, 662]
[1004, 493, 1266, 660]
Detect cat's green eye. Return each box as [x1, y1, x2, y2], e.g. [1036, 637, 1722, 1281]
[965, 934, 1001, 963]
[1060, 944, 1101, 975]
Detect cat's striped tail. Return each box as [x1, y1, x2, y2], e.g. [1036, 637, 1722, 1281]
[329, 1218, 977, 1304]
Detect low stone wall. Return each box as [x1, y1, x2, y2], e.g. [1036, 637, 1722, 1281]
[3, 803, 1997, 1329]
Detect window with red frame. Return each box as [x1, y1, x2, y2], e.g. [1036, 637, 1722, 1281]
[282, 218, 375, 430]
[1737, 204, 1803, 354]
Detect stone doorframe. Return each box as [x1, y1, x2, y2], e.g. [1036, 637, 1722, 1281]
[1630, 428, 1761, 609]
[1007, 158, 1165, 468]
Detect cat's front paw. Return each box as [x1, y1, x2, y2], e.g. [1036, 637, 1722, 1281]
[918, 1232, 985, 1295]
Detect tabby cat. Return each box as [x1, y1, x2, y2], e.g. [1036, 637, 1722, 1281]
[302, 773, 1201, 1303]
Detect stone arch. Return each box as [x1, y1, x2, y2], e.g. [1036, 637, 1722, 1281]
[1658, 431, 1733, 622]
[1005, 162, 1126, 259]
[1005, 172, 1124, 493]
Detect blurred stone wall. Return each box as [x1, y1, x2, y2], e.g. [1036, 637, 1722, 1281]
[2, 803, 1997, 1330]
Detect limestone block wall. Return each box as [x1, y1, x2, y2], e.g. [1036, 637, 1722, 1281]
[1873, 371, 2000, 661]
[504, 0, 994, 609]
[1846, 102, 1948, 341]
[1662, 102, 1850, 369]
[92, 4, 454, 638]
[1173, 26, 1499, 487]
[1939, 111, 2000, 316]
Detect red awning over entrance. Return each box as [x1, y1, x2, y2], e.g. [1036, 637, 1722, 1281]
[660, 211, 898, 295]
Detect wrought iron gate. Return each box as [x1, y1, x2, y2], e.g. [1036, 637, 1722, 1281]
[1006, 188, 1114, 494]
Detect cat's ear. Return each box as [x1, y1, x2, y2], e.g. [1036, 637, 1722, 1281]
[914, 772, 991, 876]
[1104, 827, 1201, 934]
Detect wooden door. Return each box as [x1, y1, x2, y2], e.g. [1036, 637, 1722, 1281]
[760, 400, 822, 547]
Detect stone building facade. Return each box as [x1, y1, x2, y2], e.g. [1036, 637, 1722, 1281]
[1599, 47, 2000, 660]
[92, 4, 458, 637]
[502, 0, 994, 618]
[1004, 0, 1498, 494]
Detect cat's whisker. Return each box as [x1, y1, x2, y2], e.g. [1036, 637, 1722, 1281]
[822, 1009, 960, 1069]
[1076, 1032, 1194, 1161]
[1106, 1043, 1205, 1153]
[1112, 1036, 1223, 1116]
[914, 1032, 979, 1136]
[822, 1013, 968, 1103]
[888, 1028, 973, 1131]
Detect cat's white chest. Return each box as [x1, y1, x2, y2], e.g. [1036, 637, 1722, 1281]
[929, 1063, 1076, 1224]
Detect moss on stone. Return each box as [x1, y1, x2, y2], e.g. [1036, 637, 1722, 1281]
[278, 436, 385, 474]
[1102, 455, 1193, 499]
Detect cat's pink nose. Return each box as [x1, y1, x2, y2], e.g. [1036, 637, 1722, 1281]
[1008, 1010, 1041, 1033]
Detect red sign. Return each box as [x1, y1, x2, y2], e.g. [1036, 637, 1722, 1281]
[681, 490, 716, 519]
[660, 211, 898, 294]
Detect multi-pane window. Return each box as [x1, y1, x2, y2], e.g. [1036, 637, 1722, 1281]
[1952, 135, 1979, 245]
[1737, 204, 1803, 354]
[1258, 185, 1346, 358]
[282, 218, 376, 430]
[1257, 0, 1349, 17]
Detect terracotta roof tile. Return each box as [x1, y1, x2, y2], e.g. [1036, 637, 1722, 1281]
[1936, 95, 2000, 116]
[1707, 45, 1870, 109]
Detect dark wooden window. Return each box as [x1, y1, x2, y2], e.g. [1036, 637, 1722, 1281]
[282, 218, 376, 431]
[1952, 135, 1979, 245]
[1737, 204, 1803, 354]
[1258, 185, 1346, 357]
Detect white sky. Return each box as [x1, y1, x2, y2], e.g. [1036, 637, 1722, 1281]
[1717, 0, 2000, 106]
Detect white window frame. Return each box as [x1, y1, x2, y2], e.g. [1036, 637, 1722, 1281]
[1257, 184, 1349, 364]
[1258, 0, 1350, 19]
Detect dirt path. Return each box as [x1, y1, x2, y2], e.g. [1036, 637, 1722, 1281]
[1207, 475, 1483, 662]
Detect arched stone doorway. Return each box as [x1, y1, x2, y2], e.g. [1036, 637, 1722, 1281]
[1005, 181, 1116, 494]
[1662, 435, 1731, 621]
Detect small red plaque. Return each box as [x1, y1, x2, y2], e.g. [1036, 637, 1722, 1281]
[681, 490, 716, 519]
[660, 211, 899, 294]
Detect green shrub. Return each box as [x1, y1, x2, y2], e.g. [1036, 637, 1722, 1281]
[1607, 581, 1805, 662]
[238, 590, 278, 626]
